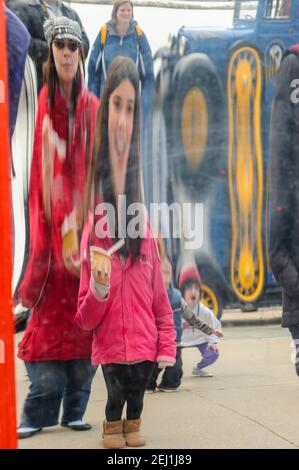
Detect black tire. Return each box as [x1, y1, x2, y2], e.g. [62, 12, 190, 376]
[200, 279, 224, 320]
[170, 53, 226, 200]
[151, 99, 168, 205]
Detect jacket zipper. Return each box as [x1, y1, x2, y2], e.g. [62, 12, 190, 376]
[121, 261, 126, 360]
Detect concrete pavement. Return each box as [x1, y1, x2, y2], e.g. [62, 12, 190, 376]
[15, 308, 299, 449]
[221, 305, 282, 326]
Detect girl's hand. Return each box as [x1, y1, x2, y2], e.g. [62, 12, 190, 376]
[207, 343, 220, 352]
[158, 361, 174, 369]
[90, 249, 111, 287]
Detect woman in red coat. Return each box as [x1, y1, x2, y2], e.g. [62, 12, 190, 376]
[17, 17, 99, 439]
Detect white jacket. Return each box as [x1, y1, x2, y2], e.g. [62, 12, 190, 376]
[180, 302, 221, 347]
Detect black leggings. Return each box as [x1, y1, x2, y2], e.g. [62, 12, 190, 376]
[101, 361, 154, 421]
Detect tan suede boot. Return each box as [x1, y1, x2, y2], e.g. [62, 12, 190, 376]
[102, 420, 126, 449]
[123, 418, 146, 447]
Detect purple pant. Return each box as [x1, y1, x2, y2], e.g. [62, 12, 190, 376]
[196, 343, 219, 370]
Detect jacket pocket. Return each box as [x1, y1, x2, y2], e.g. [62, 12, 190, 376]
[137, 256, 154, 301]
[18, 329, 33, 355]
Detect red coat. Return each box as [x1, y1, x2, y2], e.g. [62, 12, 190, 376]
[18, 84, 99, 362]
[75, 222, 177, 365]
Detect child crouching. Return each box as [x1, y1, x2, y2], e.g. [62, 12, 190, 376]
[179, 267, 222, 377]
[146, 255, 223, 392]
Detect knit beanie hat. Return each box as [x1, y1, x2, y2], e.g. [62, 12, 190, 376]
[44, 16, 82, 45]
[111, 0, 134, 22]
[178, 266, 201, 291]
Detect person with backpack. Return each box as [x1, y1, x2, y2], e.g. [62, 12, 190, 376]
[88, 0, 154, 116]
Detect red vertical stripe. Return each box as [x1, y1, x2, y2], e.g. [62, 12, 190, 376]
[0, 2, 17, 449]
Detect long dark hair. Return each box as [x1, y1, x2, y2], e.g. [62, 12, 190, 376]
[43, 41, 85, 110]
[85, 56, 142, 260]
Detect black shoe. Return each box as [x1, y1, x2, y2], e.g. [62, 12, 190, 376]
[17, 428, 42, 439]
[61, 422, 92, 431]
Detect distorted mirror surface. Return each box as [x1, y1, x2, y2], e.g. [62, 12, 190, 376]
[6, 0, 299, 449]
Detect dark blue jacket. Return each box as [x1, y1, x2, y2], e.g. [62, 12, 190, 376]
[167, 286, 183, 345]
[270, 47, 299, 327]
[6, 7, 30, 139]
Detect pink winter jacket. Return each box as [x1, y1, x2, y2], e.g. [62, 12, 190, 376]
[75, 223, 176, 366]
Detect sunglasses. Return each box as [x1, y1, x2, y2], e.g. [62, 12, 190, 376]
[53, 39, 80, 52]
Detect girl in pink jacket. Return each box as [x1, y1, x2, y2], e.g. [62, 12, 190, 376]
[75, 56, 176, 449]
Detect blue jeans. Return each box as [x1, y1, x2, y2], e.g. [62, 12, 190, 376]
[195, 343, 219, 370]
[289, 326, 299, 377]
[20, 359, 96, 428]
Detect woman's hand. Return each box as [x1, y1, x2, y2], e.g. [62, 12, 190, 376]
[61, 210, 81, 278]
[63, 246, 81, 278]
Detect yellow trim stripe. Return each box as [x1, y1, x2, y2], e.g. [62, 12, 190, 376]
[227, 47, 264, 302]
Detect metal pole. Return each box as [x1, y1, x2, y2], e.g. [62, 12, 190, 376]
[0, 2, 17, 450]
[68, 0, 235, 9]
